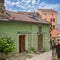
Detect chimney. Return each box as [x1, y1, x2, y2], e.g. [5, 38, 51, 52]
[0, 0, 5, 16]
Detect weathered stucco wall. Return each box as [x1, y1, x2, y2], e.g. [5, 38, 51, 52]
[42, 24, 50, 51]
[0, 21, 38, 52]
[0, 21, 50, 53]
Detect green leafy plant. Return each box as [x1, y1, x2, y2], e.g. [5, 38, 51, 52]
[30, 47, 35, 53]
[0, 37, 15, 60]
[0, 37, 15, 54]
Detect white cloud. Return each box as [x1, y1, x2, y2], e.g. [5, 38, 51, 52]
[31, 0, 41, 5]
[22, 0, 31, 4]
[5, 0, 60, 24]
[5, 0, 20, 7]
[5, 0, 60, 12]
[38, 2, 60, 10]
[32, 0, 36, 5]
[6, 7, 18, 12]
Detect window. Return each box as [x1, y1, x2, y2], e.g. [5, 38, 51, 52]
[6, 13, 11, 17]
[53, 18, 55, 22]
[52, 13, 54, 16]
[53, 25, 55, 29]
[51, 25, 55, 29]
[37, 13, 42, 18]
[39, 26, 42, 32]
[50, 18, 52, 22]
[50, 18, 55, 22]
[45, 13, 47, 15]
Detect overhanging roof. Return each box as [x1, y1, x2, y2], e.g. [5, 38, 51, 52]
[0, 10, 50, 25]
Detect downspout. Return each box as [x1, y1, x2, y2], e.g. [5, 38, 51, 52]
[32, 24, 33, 47]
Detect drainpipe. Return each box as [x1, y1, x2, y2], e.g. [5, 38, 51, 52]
[32, 25, 33, 47]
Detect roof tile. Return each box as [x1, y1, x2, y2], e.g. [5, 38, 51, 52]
[4, 10, 50, 24]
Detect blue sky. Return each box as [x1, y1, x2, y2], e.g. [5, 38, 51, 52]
[5, 0, 60, 25]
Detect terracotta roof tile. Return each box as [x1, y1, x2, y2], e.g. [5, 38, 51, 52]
[4, 10, 50, 24]
[37, 9, 57, 13]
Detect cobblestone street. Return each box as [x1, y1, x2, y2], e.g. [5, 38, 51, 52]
[3, 50, 59, 60]
[27, 51, 52, 60]
[6, 50, 53, 60]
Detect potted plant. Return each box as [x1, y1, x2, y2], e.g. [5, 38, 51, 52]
[30, 47, 35, 53]
[0, 37, 15, 60]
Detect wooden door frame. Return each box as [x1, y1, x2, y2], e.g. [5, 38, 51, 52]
[18, 34, 28, 53]
[38, 34, 43, 51]
[19, 34, 26, 53]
